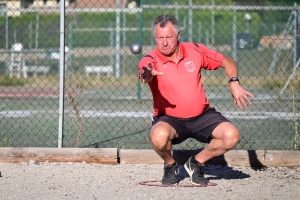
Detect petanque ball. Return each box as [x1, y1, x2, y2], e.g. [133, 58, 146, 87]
[130, 43, 142, 54]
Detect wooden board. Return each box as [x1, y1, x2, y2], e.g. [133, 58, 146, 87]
[0, 148, 299, 167]
[0, 148, 118, 164]
[120, 149, 300, 167]
[120, 149, 163, 164]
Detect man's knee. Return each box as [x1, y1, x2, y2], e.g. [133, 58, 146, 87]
[150, 127, 169, 145]
[213, 122, 240, 148]
[150, 123, 175, 148]
[223, 127, 240, 148]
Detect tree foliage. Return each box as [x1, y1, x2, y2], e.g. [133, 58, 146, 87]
[265, 0, 300, 6]
[144, 0, 300, 6]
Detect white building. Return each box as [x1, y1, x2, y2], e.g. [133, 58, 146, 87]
[0, 0, 69, 17]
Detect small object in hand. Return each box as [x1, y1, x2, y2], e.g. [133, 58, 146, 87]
[130, 42, 142, 54]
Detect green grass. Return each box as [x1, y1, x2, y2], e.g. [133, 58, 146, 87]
[1, 95, 297, 149]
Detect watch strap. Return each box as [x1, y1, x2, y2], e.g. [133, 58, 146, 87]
[229, 77, 239, 83]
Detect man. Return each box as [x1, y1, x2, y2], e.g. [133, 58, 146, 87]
[138, 15, 254, 185]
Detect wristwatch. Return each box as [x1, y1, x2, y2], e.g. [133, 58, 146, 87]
[229, 77, 239, 83]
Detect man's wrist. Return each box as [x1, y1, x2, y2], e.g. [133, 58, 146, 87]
[140, 76, 153, 83]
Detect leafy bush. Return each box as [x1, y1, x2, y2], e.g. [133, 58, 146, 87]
[0, 136, 12, 147]
[0, 75, 25, 86]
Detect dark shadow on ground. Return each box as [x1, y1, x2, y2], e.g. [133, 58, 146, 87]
[247, 150, 266, 170]
[173, 149, 269, 182]
[176, 164, 250, 183]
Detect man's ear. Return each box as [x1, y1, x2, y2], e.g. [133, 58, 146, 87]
[177, 31, 181, 40]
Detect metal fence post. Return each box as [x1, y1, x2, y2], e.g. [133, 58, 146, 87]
[188, 0, 193, 42]
[115, 0, 121, 78]
[232, 2, 237, 62]
[137, 0, 144, 100]
[58, 0, 66, 148]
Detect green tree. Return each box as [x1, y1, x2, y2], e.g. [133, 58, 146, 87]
[265, 0, 300, 5]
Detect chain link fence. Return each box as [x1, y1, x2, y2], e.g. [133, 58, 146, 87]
[0, 0, 299, 150]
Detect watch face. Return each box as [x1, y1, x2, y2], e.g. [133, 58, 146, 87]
[230, 77, 239, 82]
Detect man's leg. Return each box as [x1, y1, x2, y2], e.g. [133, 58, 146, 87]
[150, 121, 179, 184]
[195, 122, 240, 163]
[150, 121, 177, 164]
[184, 122, 239, 185]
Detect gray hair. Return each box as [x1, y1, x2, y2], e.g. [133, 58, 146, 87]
[152, 15, 180, 37]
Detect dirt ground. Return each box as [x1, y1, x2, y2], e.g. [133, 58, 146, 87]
[0, 161, 300, 200]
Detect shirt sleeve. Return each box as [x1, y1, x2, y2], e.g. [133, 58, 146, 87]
[196, 44, 224, 70]
[138, 54, 156, 71]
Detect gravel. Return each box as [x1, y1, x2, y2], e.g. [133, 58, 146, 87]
[0, 161, 300, 200]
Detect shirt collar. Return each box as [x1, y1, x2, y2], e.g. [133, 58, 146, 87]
[154, 42, 186, 64]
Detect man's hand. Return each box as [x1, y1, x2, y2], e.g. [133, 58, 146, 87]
[139, 62, 164, 83]
[230, 82, 254, 110]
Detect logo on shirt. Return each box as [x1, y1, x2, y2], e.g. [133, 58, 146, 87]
[184, 61, 195, 72]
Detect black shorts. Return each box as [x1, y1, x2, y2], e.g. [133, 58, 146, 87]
[152, 107, 231, 144]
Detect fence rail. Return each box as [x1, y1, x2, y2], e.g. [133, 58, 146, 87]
[3, 5, 300, 14]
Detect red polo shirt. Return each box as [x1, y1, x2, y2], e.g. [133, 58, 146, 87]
[138, 42, 224, 118]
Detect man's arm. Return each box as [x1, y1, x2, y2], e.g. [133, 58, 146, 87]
[222, 56, 254, 110]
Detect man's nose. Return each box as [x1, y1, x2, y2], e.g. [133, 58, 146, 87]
[163, 38, 168, 46]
